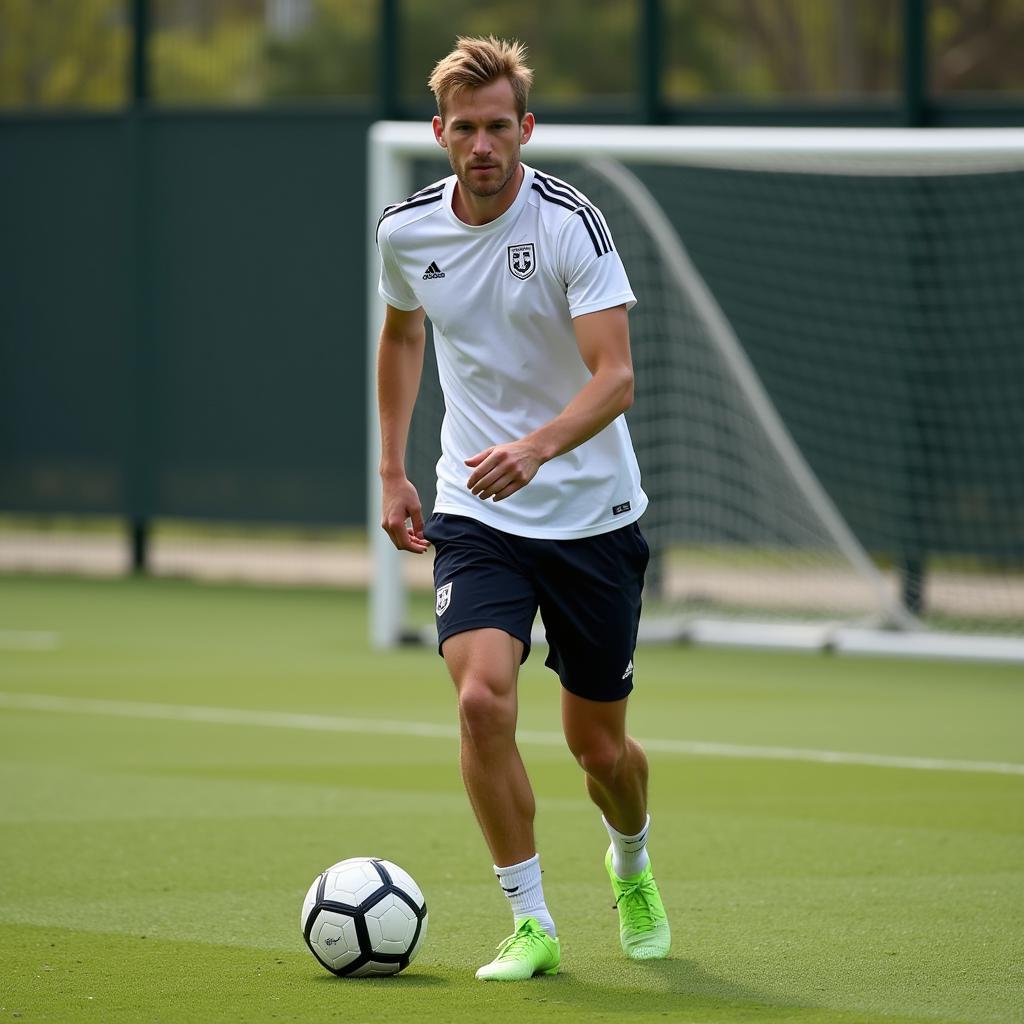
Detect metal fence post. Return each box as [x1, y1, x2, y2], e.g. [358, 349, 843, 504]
[640, 0, 665, 125]
[129, 0, 152, 575]
[901, 0, 930, 616]
[378, 0, 400, 119]
[903, 0, 928, 127]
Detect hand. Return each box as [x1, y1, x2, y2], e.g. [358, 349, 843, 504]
[465, 440, 543, 502]
[380, 476, 429, 553]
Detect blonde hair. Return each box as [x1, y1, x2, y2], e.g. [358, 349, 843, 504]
[428, 35, 533, 122]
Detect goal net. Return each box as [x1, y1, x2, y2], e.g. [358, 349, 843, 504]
[366, 125, 1024, 661]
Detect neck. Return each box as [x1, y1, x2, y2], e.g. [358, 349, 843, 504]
[453, 162, 524, 226]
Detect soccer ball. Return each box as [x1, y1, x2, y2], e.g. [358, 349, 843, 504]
[300, 857, 428, 977]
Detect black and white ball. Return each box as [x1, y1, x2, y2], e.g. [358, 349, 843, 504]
[300, 857, 428, 977]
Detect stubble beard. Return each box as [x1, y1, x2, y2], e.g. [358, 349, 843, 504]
[452, 151, 520, 199]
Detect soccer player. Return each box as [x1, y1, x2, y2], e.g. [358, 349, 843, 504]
[375, 35, 670, 980]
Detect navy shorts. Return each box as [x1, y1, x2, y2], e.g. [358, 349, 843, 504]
[423, 513, 649, 702]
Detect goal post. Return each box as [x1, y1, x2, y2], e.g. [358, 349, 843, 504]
[366, 123, 1024, 660]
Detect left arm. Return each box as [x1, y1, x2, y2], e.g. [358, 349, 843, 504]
[465, 304, 634, 501]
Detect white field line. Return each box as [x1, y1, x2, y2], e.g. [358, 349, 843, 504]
[0, 691, 1022, 777]
[0, 631, 60, 651]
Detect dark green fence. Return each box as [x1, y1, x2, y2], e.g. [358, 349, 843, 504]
[1, 117, 134, 517]
[1, 111, 373, 530]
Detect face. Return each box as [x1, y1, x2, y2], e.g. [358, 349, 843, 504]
[433, 77, 534, 200]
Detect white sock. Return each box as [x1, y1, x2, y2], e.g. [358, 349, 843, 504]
[603, 813, 651, 879]
[493, 854, 557, 938]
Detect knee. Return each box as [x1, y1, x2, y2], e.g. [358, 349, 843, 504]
[457, 677, 515, 742]
[573, 737, 626, 786]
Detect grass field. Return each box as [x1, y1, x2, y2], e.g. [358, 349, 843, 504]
[1, 574, 1022, 1024]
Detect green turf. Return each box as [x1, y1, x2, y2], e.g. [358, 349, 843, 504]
[1, 574, 1022, 1023]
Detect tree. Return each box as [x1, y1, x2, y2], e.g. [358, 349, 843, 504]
[931, 0, 1024, 94]
[0, 0, 128, 108]
[1, 0, 1021, 110]
[662, 0, 900, 101]
[263, 0, 376, 99]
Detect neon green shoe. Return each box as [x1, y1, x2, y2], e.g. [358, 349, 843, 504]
[605, 846, 671, 960]
[475, 917, 560, 981]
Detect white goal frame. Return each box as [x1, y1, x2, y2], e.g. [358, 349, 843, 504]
[366, 122, 1024, 663]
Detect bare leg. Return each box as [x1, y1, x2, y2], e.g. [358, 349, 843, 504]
[561, 688, 648, 835]
[442, 628, 536, 866]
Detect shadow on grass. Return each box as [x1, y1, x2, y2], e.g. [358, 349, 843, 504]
[550, 956, 777, 1015]
[304, 956, 958, 1023]
[530, 957, 927, 1023]
[311, 971, 447, 988]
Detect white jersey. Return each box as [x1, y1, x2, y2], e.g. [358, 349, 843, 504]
[377, 162, 646, 540]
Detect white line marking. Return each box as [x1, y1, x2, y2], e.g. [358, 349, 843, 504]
[1, 691, 1022, 776]
[0, 632, 60, 652]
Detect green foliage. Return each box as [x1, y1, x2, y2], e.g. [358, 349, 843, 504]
[396, 0, 639, 102]
[151, 15, 266, 103]
[662, 0, 901, 101]
[0, 0, 1022, 109]
[0, 0, 128, 107]
[930, 0, 1024, 93]
[263, 0, 376, 99]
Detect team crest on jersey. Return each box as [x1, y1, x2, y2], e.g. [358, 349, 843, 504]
[436, 582, 453, 616]
[507, 243, 536, 280]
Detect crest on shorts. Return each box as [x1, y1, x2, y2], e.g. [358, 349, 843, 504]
[436, 582, 453, 616]
[507, 243, 536, 280]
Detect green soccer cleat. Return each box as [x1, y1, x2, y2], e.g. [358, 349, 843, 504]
[475, 917, 561, 981]
[605, 846, 671, 960]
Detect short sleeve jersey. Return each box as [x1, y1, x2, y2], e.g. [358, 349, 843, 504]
[377, 163, 647, 540]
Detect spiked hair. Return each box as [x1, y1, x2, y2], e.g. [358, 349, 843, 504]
[428, 35, 533, 122]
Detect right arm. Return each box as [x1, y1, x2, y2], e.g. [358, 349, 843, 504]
[377, 302, 429, 553]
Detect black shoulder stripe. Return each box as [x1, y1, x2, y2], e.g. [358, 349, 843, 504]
[532, 180, 605, 257]
[407, 182, 445, 201]
[377, 183, 445, 234]
[533, 178, 608, 254]
[587, 206, 612, 255]
[531, 180, 575, 213]
[582, 206, 611, 255]
[536, 176, 606, 256]
[532, 178, 602, 253]
[535, 171, 594, 211]
[534, 170, 585, 198]
[534, 172, 612, 253]
[375, 191, 444, 242]
[535, 172, 612, 253]
[573, 207, 604, 257]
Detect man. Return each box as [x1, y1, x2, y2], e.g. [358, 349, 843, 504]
[375, 35, 670, 981]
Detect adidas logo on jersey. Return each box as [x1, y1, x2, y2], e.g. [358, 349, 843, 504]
[422, 260, 446, 280]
